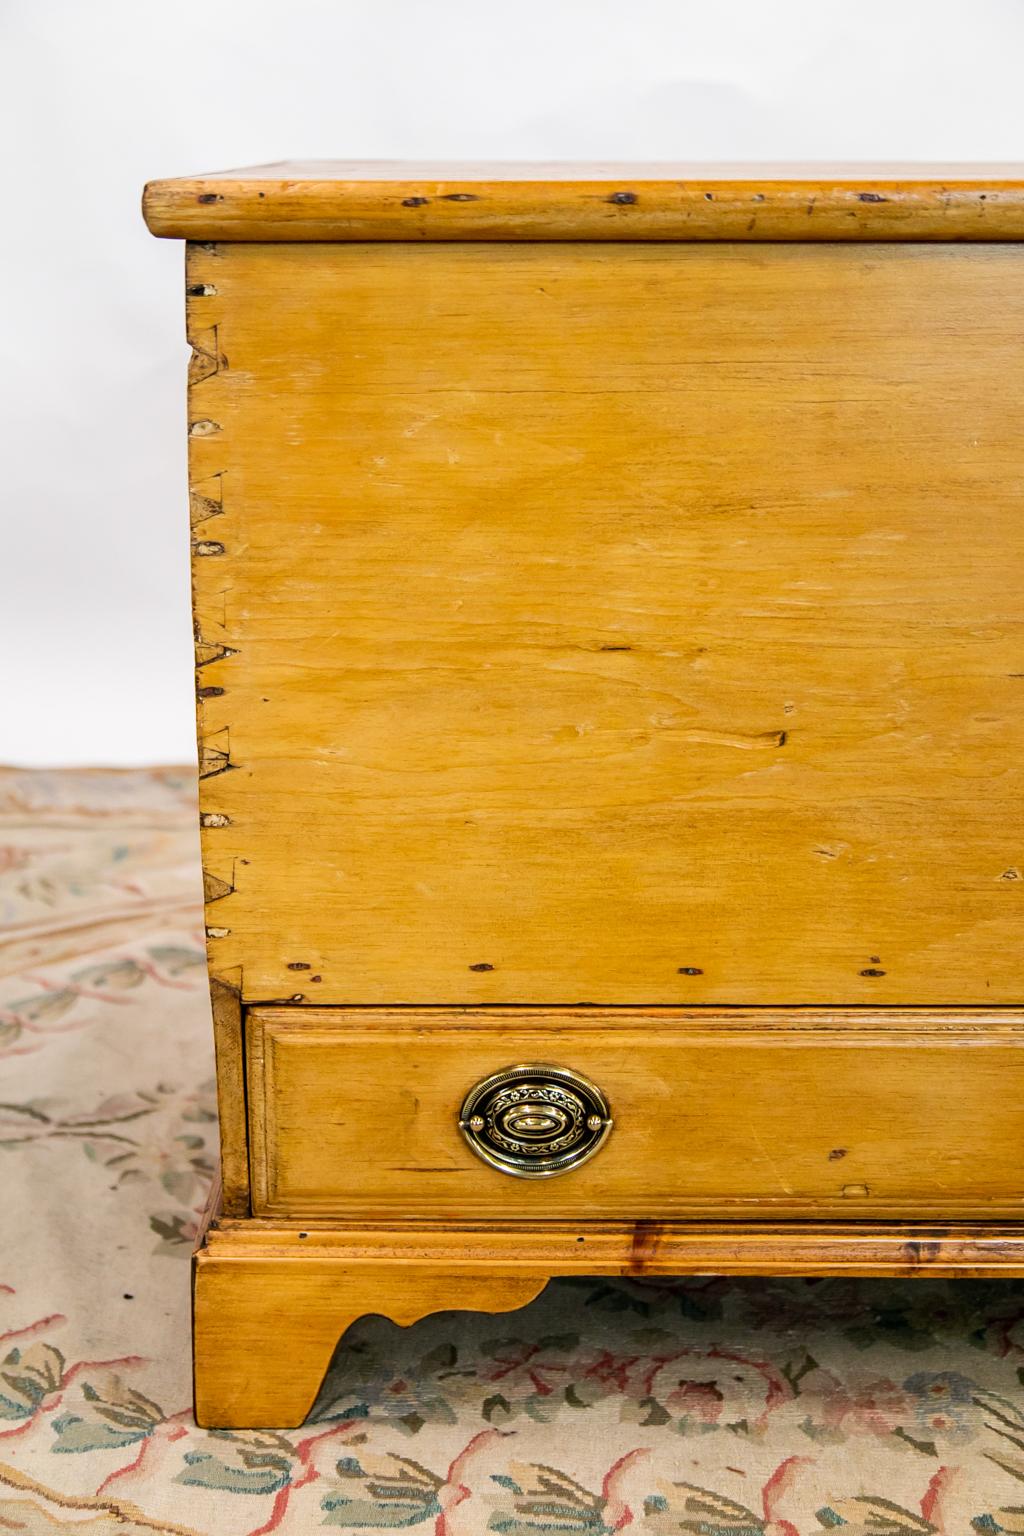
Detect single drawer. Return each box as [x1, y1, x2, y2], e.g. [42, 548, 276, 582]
[246, 1007, 1024, 1220]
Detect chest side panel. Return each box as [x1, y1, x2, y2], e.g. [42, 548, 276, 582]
[188, 240, 1024, 1004]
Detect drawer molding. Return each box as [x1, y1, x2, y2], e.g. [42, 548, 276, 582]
[245, 1006, 1024, 1222]
[194, 1186, 1024, 1427]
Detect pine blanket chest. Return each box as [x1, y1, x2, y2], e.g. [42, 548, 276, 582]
[144, 163, 1024, 1428]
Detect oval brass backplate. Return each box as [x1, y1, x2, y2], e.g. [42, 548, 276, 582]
[458, 1063, 613, 1178]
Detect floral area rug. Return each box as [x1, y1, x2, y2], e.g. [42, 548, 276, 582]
[3, 766, 1024, 1533]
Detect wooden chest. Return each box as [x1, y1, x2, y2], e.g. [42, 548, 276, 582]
[144, 162, 1024, 1428]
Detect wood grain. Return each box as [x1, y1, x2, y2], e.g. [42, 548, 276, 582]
[208, 978, 249, 1214]
[194, 1198, 1024, 1426]
[246, 1006, 1024, 1221]
[188, 240, 1024, 1006]
[144, 162, 1024, 240]
[193, 1250, 545, 1429]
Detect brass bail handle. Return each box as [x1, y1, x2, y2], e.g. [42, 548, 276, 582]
[458, 1063, 613, 1179]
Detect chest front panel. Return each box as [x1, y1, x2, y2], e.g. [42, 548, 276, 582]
[188, 240, 1024, 1006]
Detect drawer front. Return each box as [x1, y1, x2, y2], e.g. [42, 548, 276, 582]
[247, 1008, 1024, 1219]
[191, 242, 1024, 1008]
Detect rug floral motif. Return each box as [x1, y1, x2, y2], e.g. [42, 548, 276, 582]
[2, 766, 1023, 1532]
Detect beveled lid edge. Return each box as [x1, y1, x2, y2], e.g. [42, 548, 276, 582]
[143, 161, 1024, 241]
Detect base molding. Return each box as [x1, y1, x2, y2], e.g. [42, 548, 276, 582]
[193, 1190, 1024, 1428]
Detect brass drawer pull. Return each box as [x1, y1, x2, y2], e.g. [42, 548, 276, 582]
[458, 1064, 612, 1178]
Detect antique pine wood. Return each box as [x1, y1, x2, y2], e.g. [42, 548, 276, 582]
[247, 1007, 1024, 1221]
[194, 1209, 1024, 1428]
[143, 163, 1024, 1429]
[143, 161, 1024, 241]
[183, 238, 1024, 1007]
[207, 978, 248, 1215]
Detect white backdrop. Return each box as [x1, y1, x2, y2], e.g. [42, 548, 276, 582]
[3, 0, 1023, 765]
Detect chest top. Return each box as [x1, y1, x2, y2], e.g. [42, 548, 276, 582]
[143, 161, 1024, 242]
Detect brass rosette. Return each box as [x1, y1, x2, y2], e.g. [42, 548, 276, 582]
[458, 1063, 613, 1178]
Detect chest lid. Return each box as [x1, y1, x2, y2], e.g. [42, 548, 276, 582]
[142, 161, 1024, 241]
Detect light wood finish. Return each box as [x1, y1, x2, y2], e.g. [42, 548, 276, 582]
[208, 979, 248, 1215]
[188, 239, 1024, 1006]
[144, 161, 1024, 240]
[154, 164, 1024, 1427]
[194, 1230, 545, 1427]
[193, 1199, 1024, 1427]
[247, 1006, 1024, 1220]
